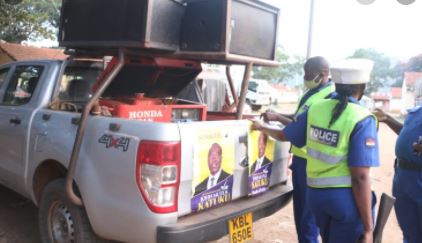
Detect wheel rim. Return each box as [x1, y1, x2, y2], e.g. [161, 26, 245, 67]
[47, 201, 75, 243]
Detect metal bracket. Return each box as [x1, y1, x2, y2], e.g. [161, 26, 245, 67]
[65, 49, 125, 206]
[236, 62, 253, 119]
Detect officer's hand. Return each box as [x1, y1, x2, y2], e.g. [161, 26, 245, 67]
[260, 111, 277, 123]
[373, 108, 388, 122]
[358, 231, 373, 243]
[412, 141, 422, 154]
[250, 120, 263, 131]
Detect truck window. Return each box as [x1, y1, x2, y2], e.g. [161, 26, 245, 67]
[2, 65, 44, 106]
[0, 68, 10, 87]
[50, 61, 103, 112]
[248, 81, 257, 92]
[59, 66, 102, 101]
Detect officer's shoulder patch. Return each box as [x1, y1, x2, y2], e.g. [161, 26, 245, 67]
[365, 137, 376, 147]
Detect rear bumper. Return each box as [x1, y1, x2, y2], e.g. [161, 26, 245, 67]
[157, 183, 293, 243]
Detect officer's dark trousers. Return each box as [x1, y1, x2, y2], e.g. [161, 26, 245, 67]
[291, 155, 319, 243]
[393, 167, 422, 243]
[307, 187, 377, 243]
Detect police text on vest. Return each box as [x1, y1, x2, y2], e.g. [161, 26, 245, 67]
[309, 125, 340, 147]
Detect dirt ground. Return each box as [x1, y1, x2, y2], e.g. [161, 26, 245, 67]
[241, 122, 403, 243]
[0, 105, 404, 243]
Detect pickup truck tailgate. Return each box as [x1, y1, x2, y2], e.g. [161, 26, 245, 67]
[177, 120, 290, 216]
[158, 183, 292, 243]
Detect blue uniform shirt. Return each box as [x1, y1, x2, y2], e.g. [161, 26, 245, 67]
[284, 95, 380, 167]
[395, 106, 422, 166]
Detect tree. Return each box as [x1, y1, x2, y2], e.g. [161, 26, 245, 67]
[0, 0, 60, 43]
[30, 0, 61, 29]
[253, 46, 304, 84]
[407, 54, 422, 72]
[349, 48, 395, 94]
[391, 62, 407, 87]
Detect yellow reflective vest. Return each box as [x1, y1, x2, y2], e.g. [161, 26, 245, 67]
[291, 83, 335, 159]
[306, 99, 375, 188]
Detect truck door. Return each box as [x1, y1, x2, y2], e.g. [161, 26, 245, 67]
[0, 64, 45, 192]
[0, 66, 12, 187]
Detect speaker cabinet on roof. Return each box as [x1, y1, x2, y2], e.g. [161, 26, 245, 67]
[179, 0, 279, 64]
[59, 0, 184, 51]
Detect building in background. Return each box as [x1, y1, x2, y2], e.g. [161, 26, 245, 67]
[370, 92, 390, 110]
[380, 72, 422, 115]
[389, 87, 403, 113]
[402, 72, 422, 111]
[0, 41, 67, 65]
[414, 74, 422, 107]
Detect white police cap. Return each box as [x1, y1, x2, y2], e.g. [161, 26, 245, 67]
[330, 58, 374, 84]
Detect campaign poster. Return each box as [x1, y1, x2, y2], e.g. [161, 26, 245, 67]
[248, 127, 275, 196]
[191, 128, 235, 212]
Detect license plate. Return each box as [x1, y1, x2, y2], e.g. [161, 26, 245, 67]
[228, 212, 253, 243]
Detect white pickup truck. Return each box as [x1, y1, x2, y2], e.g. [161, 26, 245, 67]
[0, 53, 292, 243]
[246, 79, 272, 111]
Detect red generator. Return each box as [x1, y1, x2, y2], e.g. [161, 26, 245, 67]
[95, 56, 207, 122]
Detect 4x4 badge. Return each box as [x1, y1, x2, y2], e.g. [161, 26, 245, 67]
[98, 134, 130, 152]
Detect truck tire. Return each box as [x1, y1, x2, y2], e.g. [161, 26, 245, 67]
[38, 179, 110, 243]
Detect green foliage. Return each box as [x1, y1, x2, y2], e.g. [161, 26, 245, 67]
[253, 46, 304, 84]
[349, 48, 396, 94]
[30, 0, 61, 28]
[280, 55, 305, 83]
[0, 0, 60, 43]
[407, 54, 422, 72]
[390, 62, 407, 87]
[389, 54, 422, 87]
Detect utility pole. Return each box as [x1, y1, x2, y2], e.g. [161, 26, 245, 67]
[306, 0, 315, 60]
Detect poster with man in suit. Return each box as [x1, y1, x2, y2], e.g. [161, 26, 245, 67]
[248, 130, 274, 196]
[191, 128, 234, 212]
[193, 143, 231, 195]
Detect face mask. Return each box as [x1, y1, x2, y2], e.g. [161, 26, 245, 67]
[304, 74, 322, 90]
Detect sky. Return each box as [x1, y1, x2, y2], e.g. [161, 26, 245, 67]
[263, 0, 422, 64]
[33, 0, 422, 65]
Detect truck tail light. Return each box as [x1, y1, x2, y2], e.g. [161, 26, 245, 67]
[136, 141, 180, 213]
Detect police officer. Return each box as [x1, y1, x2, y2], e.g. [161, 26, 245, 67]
[261, 56, 334, 243]
[253, 59, 379, 243]
[374, 107, 422, 243]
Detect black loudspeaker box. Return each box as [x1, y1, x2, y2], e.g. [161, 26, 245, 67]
[180, 0, 279, 62]
[59, 0, 185, 51]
